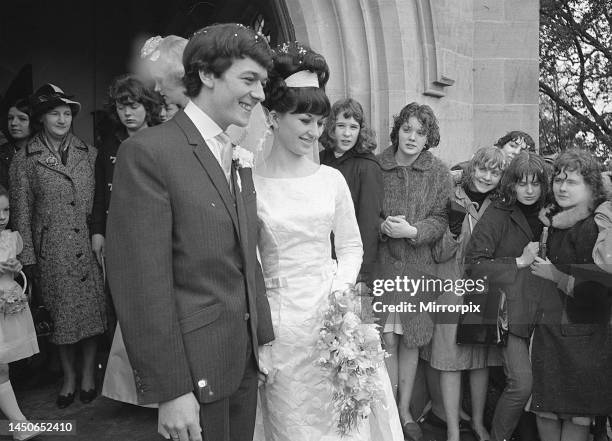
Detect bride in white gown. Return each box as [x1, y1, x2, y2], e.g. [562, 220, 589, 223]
[252, 42, 403, 441]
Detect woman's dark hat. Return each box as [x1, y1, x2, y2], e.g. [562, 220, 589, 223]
[30, 84, 81, 118]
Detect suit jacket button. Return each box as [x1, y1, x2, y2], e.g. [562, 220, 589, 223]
[244, 313, 250, 321]
[198, 379, 207, 388]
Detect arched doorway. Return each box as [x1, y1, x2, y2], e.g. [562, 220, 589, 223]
[0, 0, 295, 144]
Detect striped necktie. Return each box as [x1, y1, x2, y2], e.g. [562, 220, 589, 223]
[215, 131, 233, 184]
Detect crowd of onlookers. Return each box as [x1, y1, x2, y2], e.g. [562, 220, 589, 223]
[0, 29, 610, 441]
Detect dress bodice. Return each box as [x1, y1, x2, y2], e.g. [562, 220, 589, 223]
[254, 166, 362, 289]
[0, 230, 22, 263]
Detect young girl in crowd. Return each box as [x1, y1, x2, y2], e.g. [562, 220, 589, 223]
[423, 146, 507, 441]
[91, 74, 162, 262]
[494, 131, 536, 160]
[465, 152, 551, 441]
[97, 74, 161, 406]
[0, 185, 41, 440]
[530, 149, 612, 441]
[1, 99, 31, 190]
[319, 98, 383, 283]
[376, 102, 452, 441]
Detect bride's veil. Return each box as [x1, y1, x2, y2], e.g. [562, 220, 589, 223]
[226, 103, 273, 172]
[226, 104, 322, 170]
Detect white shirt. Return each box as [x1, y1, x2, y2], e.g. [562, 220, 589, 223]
[183, 100, 232, 182]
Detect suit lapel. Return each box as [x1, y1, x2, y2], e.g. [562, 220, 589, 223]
[174, 111, 239, 231]
[232, 165, 260, 351]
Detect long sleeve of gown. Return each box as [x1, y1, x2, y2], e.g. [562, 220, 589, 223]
[330, 170, 363, 292]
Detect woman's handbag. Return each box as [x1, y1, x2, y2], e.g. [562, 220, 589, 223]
[23, 271, 54, 338]
[31, 304, 53, 337]
[456, 286, 508, 347]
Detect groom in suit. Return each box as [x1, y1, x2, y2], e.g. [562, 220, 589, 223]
[106, 24, 274, 441]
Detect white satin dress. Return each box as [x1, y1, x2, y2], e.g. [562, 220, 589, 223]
[253, 166, 403, 441]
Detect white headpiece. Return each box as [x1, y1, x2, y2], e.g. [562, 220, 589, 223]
[284, 70, 319, 88]
[141, 36, 163, 61]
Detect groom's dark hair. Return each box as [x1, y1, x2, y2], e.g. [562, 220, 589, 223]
[183, 23, 273, 98]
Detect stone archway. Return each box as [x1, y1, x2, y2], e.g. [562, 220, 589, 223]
[280, 0, 453, 152]
[281, 0, 539, 164]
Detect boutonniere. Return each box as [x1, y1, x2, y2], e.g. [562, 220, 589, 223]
[232, 146, 254, 169]
[232, 146, 254, 193]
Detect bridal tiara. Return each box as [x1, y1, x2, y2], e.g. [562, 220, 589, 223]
[284, 70, 319, 88]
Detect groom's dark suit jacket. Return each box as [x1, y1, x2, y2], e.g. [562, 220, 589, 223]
[106, 110, 274, 405]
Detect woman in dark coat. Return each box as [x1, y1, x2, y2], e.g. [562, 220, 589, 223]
[90, 74, 161, 265]
[530, 149, 612, 441]
[320, 98, 382, 283]
[464, 153, 551, 441]
[423, 146, 507, 441]
[9, 84, 105, 408]
[376, 102, 452, 440]
[96, 74, 161, 406]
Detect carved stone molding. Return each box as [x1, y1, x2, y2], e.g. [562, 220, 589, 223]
[415, 0, 455, 97]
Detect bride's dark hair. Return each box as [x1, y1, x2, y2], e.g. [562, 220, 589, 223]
[263, 42, 330, 116]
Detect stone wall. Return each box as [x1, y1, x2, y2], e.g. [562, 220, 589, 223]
[285, 0, 539, 166]
[472, 0, 540, 156]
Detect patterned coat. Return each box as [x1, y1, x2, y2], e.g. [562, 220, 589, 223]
[375, 146, 452, 346]
[9, 133, 106, 344]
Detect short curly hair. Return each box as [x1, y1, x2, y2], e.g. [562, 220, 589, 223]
[320, 98, 376, 154]
[497, 152, 550, 208]
[460, 146, 507, 190]
[390, 102, 440, 150]
[552, 149, 605, 209]
[494, 130, 536, 152]
[107, 74, 163, 127]
[183, 23, 273, 98]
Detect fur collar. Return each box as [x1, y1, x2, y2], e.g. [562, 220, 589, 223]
[378, 145, 435, 171]
[538, 203, 592, 229]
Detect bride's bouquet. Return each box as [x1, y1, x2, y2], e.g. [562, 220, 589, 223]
[316, 285, 387, 437]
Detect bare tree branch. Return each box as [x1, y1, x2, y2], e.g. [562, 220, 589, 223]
[572, 34, 611, 134]
[539, 81, 611, 144]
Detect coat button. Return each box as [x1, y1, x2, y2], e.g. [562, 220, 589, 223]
[243, 313, 250, 321]
[197, 379, 207, 388]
